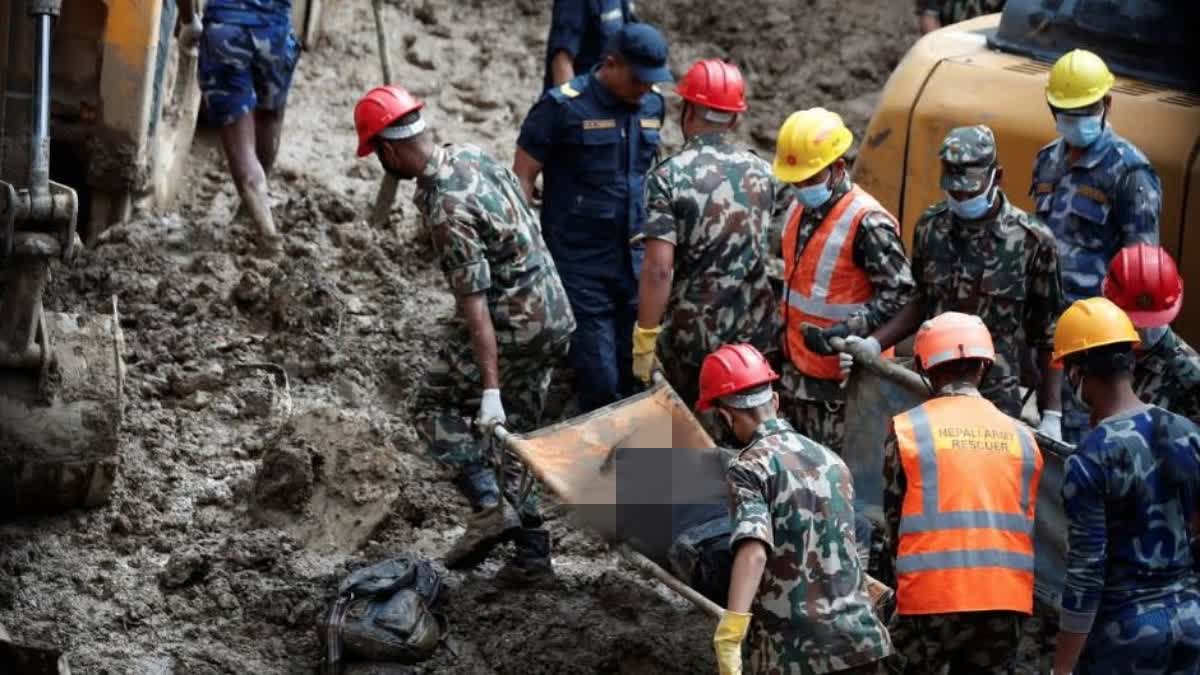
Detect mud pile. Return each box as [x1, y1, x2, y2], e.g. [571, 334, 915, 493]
[1, 1, 914, 672]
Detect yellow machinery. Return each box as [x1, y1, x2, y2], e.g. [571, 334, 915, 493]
[855, 0, 1200, 344]
[0, 1, 322, 517]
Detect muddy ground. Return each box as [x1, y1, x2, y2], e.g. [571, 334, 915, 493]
[1, 1, 915, 672]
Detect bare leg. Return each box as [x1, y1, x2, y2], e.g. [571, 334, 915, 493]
[219, 111, 281, 254]
[254, 107, 285, 176]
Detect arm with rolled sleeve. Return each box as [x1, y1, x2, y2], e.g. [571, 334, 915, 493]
[727, 458, 775, 556]
[1059, 450, 1109, 635]
[514, 98, 560, 202]
[547, 1, 586, 64]
[849, 214, 916, 336]
[1114, 166, 1162, 247]
[881, 427, 905, 589]
[1026, 231, 1066, 412]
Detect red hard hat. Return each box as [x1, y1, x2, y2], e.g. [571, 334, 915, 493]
[1102, 243, 1184, 328]
[354, 85, 425, 157]
[695, 344, 778, 412]
[676, 59, 748, 113]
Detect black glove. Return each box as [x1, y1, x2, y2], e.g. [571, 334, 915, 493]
[802, 322, 851, 356]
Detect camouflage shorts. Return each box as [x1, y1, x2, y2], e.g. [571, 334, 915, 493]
[1076, 596, 1200, 675]
[199, 20, 300, 126]
[889, 610, 1023, 674]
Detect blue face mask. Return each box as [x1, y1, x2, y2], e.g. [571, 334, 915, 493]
[946, 171, 996, 220]
[795, 172, 833, 208]
[1136, 325, 1167, 350]
[1056, 113, 1104, 148]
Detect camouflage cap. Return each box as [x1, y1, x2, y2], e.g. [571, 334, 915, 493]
[939, 125, 997, 192]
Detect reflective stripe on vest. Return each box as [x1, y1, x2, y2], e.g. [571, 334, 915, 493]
[781, 186, 898, 379]
[786, 191, 874, 322]
[893, 396, 1043, 615]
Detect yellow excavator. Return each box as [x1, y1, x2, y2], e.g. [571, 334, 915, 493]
[0, 0, 322, 520]
[856, 0, 1200, 344]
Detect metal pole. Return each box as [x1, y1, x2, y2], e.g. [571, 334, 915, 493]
[369, 0, 400, 228]
[29, 12, 51, 197]
[618, 544, 724, 619]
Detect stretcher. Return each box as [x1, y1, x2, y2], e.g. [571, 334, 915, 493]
[489, 375, 894, 620]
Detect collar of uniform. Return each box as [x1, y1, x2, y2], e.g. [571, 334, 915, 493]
[936, 381, 982, 397]
[684, 131, 730, 151]
[1140, 328, 1180, 372]
[985, 191, 1022, 240]
[413, 145, 449, 205]
[1072, 125, 1115, 170]
[746, 416, 794, 446]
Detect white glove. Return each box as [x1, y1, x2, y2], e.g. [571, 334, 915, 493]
[477, 388, 506, 430]
[1038, 409, 1063, 441]
[839, 336, 881, 379]
[179, 13, 203, 56]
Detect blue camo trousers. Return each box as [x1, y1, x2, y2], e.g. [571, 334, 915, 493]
[199, 20, 299, 126]
[1078, 595, 1200, 675]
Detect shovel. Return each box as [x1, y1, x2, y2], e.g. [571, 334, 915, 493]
[368, 0, 400, 228]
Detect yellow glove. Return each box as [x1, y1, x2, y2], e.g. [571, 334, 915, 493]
[713, 610, 751, 675]
[631, 323, 663, 385]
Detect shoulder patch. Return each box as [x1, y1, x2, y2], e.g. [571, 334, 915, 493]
[559, 82, 580, 98]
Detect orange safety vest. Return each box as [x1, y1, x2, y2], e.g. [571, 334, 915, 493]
[781, 185, 898, 379]
[893, 395, 1044, 616]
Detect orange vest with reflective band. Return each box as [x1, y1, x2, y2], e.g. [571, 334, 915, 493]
[893, 395, 1044, 616]
[781, 185, 898, 379]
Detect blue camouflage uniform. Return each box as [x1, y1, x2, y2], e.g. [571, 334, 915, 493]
[1031, 126, 1162, 444]
[544, 0, 637, 91]
[1060, 404, 1200, 674]
[199, 0, 299, 126]
[516, 71, 665, 412]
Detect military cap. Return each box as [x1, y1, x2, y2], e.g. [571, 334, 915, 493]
[939, 124, 997, 192]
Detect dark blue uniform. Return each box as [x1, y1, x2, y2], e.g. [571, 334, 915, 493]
[544, 0, 637, 91]
[517, 71, 664, 412]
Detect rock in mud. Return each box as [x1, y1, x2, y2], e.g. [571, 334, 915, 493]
[160, 548, 210, 589]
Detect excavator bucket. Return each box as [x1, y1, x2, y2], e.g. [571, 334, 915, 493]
[0, 300, 124, 516]
[841, 351, 1074, 606]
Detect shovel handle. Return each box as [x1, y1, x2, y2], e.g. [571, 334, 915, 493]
[618, 544, 725, 620]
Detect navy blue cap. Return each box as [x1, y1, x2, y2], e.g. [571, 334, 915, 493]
[606, 23, 673, 84]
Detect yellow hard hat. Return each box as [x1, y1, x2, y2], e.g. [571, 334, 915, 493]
[1046, 49, 1115, 109]
[1052, 297, 1139, 364]
[772, 108, 853, 183]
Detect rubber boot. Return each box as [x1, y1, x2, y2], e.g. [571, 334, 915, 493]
[240, 184, 283, 256]
[444, 464, 519, 569]
[494, 527, 554, 587]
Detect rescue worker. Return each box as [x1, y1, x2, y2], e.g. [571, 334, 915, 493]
[916, 0, 1005, 34]
[514, 23, 670, 413]
[179, 0, 298, 255]
[1034, 48, 1162, 443]
[1103, 244, 1200, 426]
[353, 86, 576, 583]
[855, 125, 1065, 435]
[544, 0, 637, 90]
[1050, 297, 1200, 674]
[704, 344, 893, 675]
[633, 59, 785, 409]
[882, 312, 1044, 674]
[771, 108, 915, 453]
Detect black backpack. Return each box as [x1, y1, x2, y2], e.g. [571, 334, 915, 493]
[319, 556, 446, 669]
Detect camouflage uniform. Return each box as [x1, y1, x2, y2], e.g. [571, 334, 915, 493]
[780, 174, 915, 454]
[915, 0, 1005, 25]
[1060, 405, 1200, 673]
[912, 126, 1065, 418]
[728, 416, 894, 674]
[1134, 328, 1200, 426]
[642, 131, 787, 406]
[1031, 126, 1162, 443]
[199, 0, 300, 126]
[881, 383, 1027, 673]
[409, 145, 576, 504]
